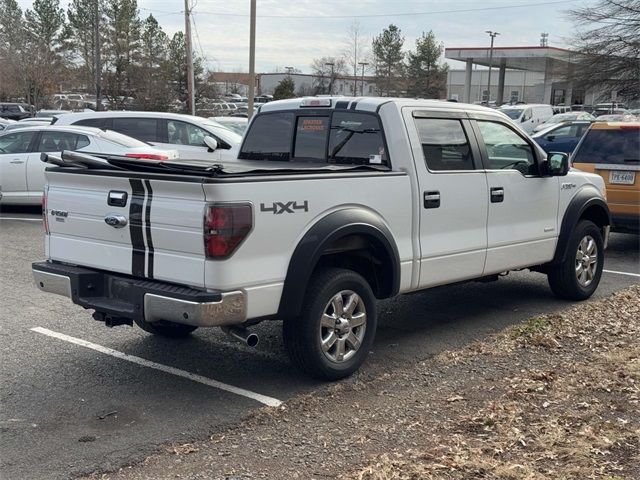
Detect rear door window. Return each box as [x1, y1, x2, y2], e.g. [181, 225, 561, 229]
[38, 131, 90, 151]
[74, 118, 105, 128]
[111, 118, 158, 142]
[414, 118, 475, 171]
[572, 128, 640, 165]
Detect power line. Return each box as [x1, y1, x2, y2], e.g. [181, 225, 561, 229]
[139, 1, 577, 19]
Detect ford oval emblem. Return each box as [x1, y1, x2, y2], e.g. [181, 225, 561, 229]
[104, 214, 128, 228]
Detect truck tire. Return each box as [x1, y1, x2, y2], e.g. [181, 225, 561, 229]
[283, 268, 377, 380]
[547, 219, 604, 300]
[133, 318, 198, 338]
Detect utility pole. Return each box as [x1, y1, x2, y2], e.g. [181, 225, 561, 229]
[248, 0, 256, 118]
[94, 0, 101, 111]
[540, 32, 549, 47]
[358, 62, 368, 96]
[184, 0, 195, 115]
[485, 30, 499, 104]
[325, 62, 335, 95]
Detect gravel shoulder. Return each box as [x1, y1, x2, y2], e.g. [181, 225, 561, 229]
[86, 285, 640, 479]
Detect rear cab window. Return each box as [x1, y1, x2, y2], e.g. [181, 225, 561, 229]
[239, 110, 389, 167]
[572, 126, 640, 166]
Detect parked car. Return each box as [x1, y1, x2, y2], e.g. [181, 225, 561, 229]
[500, 104, 554, 134]
[533, 112, 595, 133]
[594, 114, 638, 122]
[0, 126, 178, 205]
[0, 103, 34, 121]
[593, 102, 627, 116]
[2, 120, 52, 132]
[53, 111, 242, 162]
[0, 118, 17, 132]
[571, 121, 639, 233]
[36, 110, 69, 118]
[209, 116, 248, 135]
[33, 97, 610, 379]
[531, 120, 593, 154]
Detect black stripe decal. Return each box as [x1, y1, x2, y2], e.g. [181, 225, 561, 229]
[143, 179, 154, 279]
[349, 98, 362, 110]
[335, 100, 349, 109]
[129, 179, 146, 277]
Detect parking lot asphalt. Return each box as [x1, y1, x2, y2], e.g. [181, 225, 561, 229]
[1, 207, 639, 480]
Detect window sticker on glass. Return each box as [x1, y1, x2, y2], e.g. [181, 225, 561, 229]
[300, 118, 327, 132]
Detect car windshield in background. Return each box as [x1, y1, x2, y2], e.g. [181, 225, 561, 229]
[98, 130, 149, 148]
[216, 121, 247, 135]
[572, 128, 640, 165]
[501, 109, 523, 120]
[201, 122, 243, 143]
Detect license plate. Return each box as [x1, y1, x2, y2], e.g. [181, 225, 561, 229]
[609, 171, 635, 185]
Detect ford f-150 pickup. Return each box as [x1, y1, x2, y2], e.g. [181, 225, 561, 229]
[32, 97, 610, 379]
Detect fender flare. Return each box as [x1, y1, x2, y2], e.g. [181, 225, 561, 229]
[277, 208, 401, 319]
[552, 187, 611, 264]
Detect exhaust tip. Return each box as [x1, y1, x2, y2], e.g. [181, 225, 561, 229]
[246, 333, 259, 348]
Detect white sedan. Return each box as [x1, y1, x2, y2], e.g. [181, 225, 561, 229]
[0, 126, 178, 205]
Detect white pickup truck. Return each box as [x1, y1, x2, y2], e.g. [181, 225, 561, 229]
[33, 97, 610, 380]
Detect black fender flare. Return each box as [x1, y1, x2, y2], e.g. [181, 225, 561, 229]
[277, 208, 401, 319]
[552, 187, 611, 264]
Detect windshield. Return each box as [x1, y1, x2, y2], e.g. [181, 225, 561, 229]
[572, 128, 640, 165]
[201, 122, 243, 144]
[501, 109, 523, 120]
[98, 129, 149, 148]
[215, 120, 247, 135]
[547, 113, 579, 123]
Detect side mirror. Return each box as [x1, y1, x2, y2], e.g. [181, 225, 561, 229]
[204, 136, 218, 152]
[547, 152, 570, 176]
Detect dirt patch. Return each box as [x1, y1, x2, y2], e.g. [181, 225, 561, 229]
[85, 286, 640, 480]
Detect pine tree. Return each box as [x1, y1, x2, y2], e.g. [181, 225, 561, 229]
[372, 24, 405, 96]
[135, 14, 171, 110]
[406, 31, 448, 99]
[103, 0, 142, 107]
[64, 0, 100, 91]
[23, 0, 66, 106]
[273, 77, 296, 100]
[0, 0, 26, 101]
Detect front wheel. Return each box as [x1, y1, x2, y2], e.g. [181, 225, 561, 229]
[283, 268, 377, 380]
[133, 317, 198, 338]
[547, 219, 604, 300]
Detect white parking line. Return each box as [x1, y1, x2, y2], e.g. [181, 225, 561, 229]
[31, 327, 282, 407]
[0, 217, 41, 222]
[603, 269, 640, 278]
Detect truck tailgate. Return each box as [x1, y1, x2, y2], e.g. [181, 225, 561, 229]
[46, 171, 207, 288]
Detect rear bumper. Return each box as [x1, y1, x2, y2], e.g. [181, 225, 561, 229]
[611, 214, 640, 234]
[32, 261, 246, 327]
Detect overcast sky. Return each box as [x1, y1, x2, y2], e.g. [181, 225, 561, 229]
[17, 0, 592, 72]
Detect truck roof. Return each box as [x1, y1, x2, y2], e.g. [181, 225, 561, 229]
[258, 96, 505, 116]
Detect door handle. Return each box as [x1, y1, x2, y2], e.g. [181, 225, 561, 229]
[490, 187, 504, 203]
[424, 191, 440, 209]
[10, 159, 24, 164]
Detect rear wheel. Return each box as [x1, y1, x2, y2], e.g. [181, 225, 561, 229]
[547, 219, 604, 300]
[133, 318, 198, 338]
[283, 268, 377, 380]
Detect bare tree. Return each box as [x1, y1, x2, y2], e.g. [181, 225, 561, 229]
[343, 21, 368, 95]
[310, 56, 347, 95]
[567, 0, 640, 101]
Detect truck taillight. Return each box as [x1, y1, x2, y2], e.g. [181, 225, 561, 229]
[204, 204, 252, 259]
[42, 187, 49, 234]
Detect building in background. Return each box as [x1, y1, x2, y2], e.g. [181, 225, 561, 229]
[445, 45, 614, 106]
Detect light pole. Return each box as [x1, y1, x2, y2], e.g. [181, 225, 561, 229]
[358, 62, 368, 96]
[325, 62, 335, 95]
[485, 30, 499, 104]
[248, 0, 256, 118]
[285, 66, 294, 76]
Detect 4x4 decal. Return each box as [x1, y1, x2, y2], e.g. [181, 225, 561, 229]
[260, 201, 309, 214]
